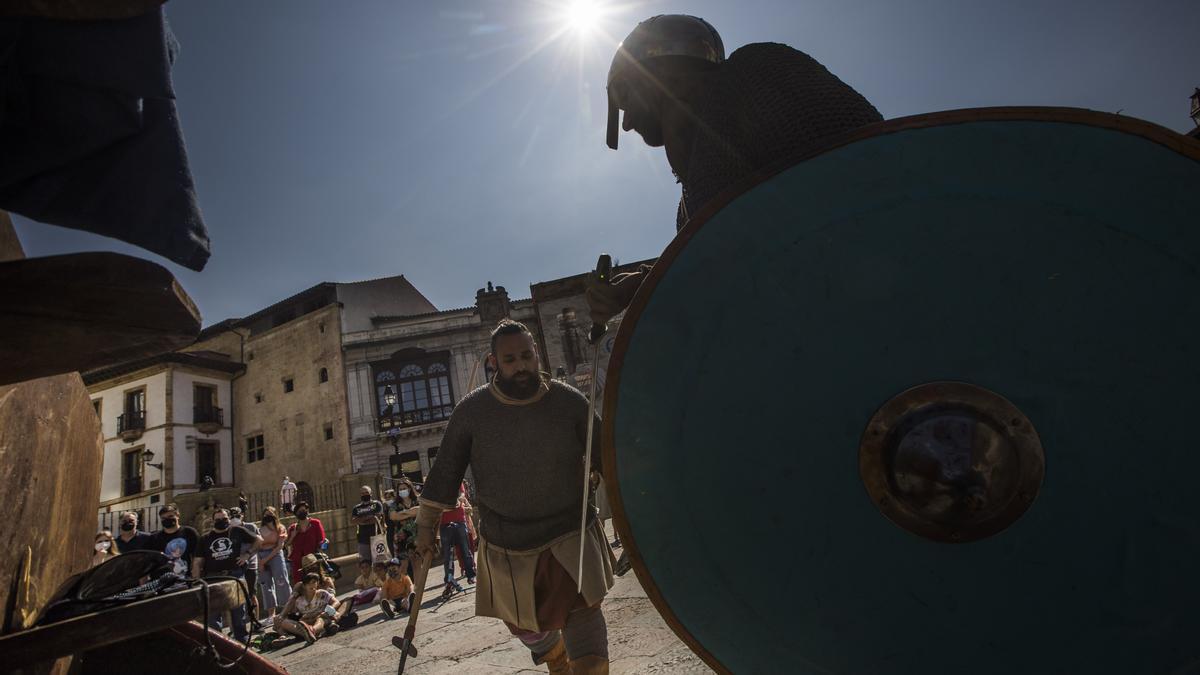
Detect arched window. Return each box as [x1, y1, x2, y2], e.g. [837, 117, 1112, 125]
[371, 350, 455, 428]
[318, 367, 329, 383]
[296, 481, 315, 511]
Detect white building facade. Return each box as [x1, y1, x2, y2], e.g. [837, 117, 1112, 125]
[85, 352, 243, 532]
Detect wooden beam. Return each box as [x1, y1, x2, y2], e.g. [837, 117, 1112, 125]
[0, 210, 24, 262]
[0, 580, 245, 671]
[0, 252, 201, 385]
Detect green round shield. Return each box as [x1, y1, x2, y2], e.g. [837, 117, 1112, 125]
[603, 108, 1200, 674]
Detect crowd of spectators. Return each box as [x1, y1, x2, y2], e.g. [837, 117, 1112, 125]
[87, 474, 488, 647]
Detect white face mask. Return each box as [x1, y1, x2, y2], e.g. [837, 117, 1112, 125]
[95, 541, 111, 552]
[230, 518, 243, 526]
[397, 489, 410, 499]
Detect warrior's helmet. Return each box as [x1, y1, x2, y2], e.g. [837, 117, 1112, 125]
[606, 15, 725, 149]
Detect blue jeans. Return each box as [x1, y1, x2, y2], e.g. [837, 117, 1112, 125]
[440, 522, 476, 584]
[257, 552, 291, 612]
[207, 571, 249, 642]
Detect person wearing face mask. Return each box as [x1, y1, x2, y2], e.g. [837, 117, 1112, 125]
[91, 530, 119, 567]
[286, 501, 325, 583]
[193, 507, 263, 642]
[228, 507, 260, 621]
[151, 503, 200, 577]
[256, 507, 290, 626]
[381, 489, 397, 557]
[115, 510, 154, 552]
[413, 319, 615, 674]
[389, 477, 420, 575]
[350, 485, 384, 563]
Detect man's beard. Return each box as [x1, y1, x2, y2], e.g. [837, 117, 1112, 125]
[495, 370, 542, 399]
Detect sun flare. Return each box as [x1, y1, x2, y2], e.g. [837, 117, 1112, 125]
[563, 0, 602, 35]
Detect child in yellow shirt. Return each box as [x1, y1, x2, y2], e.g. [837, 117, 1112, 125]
[351, 560, 383, 604]
[378, 558, 413, 619]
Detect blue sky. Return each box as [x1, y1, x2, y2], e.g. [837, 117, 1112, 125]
[12, 0, 1200, 325]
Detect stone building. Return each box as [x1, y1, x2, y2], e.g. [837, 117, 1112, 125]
[529, 259, 653, 393]
[185, 275, 436, 505]
[343, 282, 543, 483]
[341, 260, 653, 487]
[85, 351, 244, 531]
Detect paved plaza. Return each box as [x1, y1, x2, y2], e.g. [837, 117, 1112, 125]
[265, 531, 712, 674]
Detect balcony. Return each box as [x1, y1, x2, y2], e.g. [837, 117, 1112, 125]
[117, 411, 146, 441]
[378, 404, 455, 431]
[121, 474, 142, 497]
[193, 406, 223, 434]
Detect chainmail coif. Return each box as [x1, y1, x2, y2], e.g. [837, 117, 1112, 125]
[677, 42, 883, 229]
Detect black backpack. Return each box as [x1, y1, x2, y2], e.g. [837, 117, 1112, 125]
[36, 551, 183, 625]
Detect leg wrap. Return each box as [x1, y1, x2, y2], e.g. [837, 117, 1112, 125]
[508, 626, 563, 662]
[563, 604, 609, 660]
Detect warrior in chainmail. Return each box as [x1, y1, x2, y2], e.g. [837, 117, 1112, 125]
[586, 14, 883, 321]
[414, 320, 613, 675]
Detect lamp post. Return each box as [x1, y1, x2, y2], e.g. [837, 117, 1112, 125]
[382, 384, 400, 454]
[140, 448, 164, 494]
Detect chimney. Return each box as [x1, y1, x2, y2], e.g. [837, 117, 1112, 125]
[476, 281, 511, 324]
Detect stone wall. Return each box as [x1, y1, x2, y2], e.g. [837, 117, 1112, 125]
[191, 304, 352, 495]
[530, 259, 653, 385]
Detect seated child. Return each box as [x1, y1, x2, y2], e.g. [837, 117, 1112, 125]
[378, 558, 413, 620]
[352, 560, 383, 604]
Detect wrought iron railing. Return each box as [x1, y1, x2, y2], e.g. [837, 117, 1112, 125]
[121, 475, 142, 497]
[242, 480, 346, 520]
[118, 411, 146, 433]
[193, 406, 223, 426]
[98, 506, 161, 537]
[377, 404, 455, 431]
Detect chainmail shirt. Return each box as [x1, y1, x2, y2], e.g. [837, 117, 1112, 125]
[677, 42, 884, 229]
[421, 380, 601, 551]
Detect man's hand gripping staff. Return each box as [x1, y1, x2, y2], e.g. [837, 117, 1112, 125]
[396, 504, 443, 673]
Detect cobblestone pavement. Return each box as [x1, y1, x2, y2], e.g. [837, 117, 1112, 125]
[264, 536, 713, 673]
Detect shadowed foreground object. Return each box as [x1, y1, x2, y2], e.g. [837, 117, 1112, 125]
[603, 108, 1200, 674]
[0, 252, 201, 385]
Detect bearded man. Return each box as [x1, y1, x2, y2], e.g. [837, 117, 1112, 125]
[414, 319, 613, 674]
[587, 14, 883, 325]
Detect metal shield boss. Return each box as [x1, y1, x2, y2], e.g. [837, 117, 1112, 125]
[603, 108, 1200, 674]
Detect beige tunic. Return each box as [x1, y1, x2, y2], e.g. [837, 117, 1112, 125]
[474, 518, 615, 632]
[422, 496, 615, 632]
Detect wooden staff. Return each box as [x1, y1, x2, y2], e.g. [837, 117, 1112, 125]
[392, 548, 434, 674]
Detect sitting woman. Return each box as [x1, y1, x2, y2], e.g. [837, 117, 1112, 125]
[276, 573, 355, 643]
[298, 553, 337, 592]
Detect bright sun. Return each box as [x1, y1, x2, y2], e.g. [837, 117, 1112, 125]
[563, 0, 602, 35]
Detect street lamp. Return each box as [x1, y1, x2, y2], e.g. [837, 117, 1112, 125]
[141, 448, 164, 471]
[382, 384, 400, 454]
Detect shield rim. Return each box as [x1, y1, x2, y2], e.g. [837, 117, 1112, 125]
[599, 105, 1200, 675]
